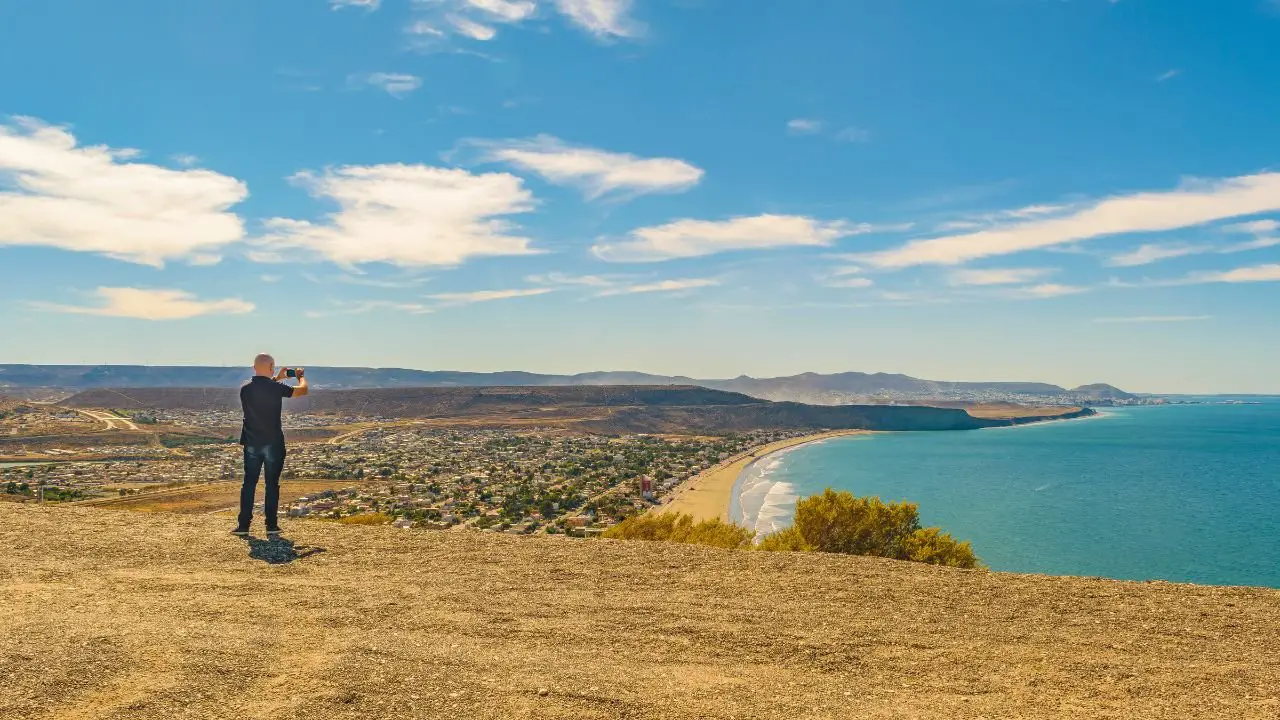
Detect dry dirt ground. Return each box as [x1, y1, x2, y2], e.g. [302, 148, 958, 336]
[2, 504, 1278, 720]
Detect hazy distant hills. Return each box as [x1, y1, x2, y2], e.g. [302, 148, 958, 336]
[0, 365, 1134, 404]
[61, 385, 1095, 434]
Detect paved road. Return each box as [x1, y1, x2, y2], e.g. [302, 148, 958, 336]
[70, 408, 140, 431]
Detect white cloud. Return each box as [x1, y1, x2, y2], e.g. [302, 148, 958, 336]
[1093, 315, 1211, 324]
[1224, 236, 1280, 253]
[596, 278, 720, 296]
[949, 267, 1055, 286]
[171, 153, 200, 167]
[411, 0, 635, 42]
[787, 118, 823, 135]
[466, 0, 537, 21]
[1185, 264, 1280, 284]
[428, 287, 554, 304]
[1156, 69, 1181, 82]
[525, 272, 616, 287]
[861, 172, 1280, 269]
[0, 117, 248, 267]
[332, 0, 380, 9]
[825, 277, 875, 289]
[1006, 283, 1088, 299]
[407, 20, 446, 37]
[258, 163, 540, 268]
[477, 135, 703, 199]
[363, 73, 423, 97]
[1106, 243, 1210, 267]
[593, 214, 868, 262]
[31, 287, 254, 320]
[447, 14, 497, 40]
[553, 0, 640, 38]
[1224, 219, 1279, 235]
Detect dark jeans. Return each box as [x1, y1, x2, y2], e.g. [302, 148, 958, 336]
[238, 443, 286, 529]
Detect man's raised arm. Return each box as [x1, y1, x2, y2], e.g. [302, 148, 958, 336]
[292, 369, 309, 398]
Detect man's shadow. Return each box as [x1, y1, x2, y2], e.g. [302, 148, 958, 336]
[242, 535, 327, 565]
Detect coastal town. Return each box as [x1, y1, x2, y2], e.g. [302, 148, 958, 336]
[1, 423, 805, 533]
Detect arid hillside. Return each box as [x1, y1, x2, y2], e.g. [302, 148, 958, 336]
[3, 504, 1277, 720]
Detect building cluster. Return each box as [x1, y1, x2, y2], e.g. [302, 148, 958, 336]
[280, 427, 802, 534]
[2, 422, 804, 534]
[150, 409, 379, 429]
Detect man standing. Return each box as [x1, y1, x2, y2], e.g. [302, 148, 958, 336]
[232, 353, 308, 536]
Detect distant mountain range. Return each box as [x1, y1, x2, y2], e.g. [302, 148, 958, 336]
[59, 385, 1097, 435]
[0, 365, 1135, 405]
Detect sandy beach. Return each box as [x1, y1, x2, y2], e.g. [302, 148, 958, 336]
[658, 430, 867, 522]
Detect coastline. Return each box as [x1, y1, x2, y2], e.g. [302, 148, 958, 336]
[657, 430, 869, 523]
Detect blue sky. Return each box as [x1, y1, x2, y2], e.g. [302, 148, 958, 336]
[2, 0, 1279, 393]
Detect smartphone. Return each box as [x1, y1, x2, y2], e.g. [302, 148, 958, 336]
[285, 368, 297, 378]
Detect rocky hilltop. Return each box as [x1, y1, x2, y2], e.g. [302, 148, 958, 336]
[2, 504, 1277, 719]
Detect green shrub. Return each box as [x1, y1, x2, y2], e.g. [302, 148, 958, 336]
[903, 527, 979, 568]
[791, 489, 921, 559]
[604, 491, 980, 569]
[337, 512, 392, 526]
[603, 513, 754, 550]
[754, 526, 813, 552]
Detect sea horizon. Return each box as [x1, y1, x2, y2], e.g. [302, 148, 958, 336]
[732, 399, 1280, 588]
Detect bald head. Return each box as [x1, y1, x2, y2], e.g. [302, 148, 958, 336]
[253, 354, 275, 377]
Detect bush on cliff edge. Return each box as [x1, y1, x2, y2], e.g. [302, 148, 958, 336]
[610, 489, 979, 569]
[762, 489, 979, 568]
[602, 513, 754, 549]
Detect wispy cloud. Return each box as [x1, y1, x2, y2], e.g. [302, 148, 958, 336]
[446, 14, 498, 40]
[787, 118, 824, 135]
[307, 300, 435, 318]
[1093, 315, 1211, 324]
[595, 278, 720, 297]
[949, 267, 1055, 286]
[1185, 264, 1280, 284]
[1156, 68, 1181, 82]
[553, 0, 641, 38]
[1106, 242, 1210, 267]
[593, 214, 870, 262]
[834, 126, 872, 143]
[1223, 219, 1279, 235]
[171, 153, 200, 167]
[475, 135, 703, 199]
[860, 172, 1280, 269]
[525, 272, 617, 287]
[408, 0, 638, 43]
[427, 287, 554, 305]
[1005, 283, 1088, 299]
[0, 117, 248, 267]
[332, 0, 380, 9]
[362, 72, 423, 97]
[788, 119, 871, 143]
[824, 276, 875, 289]
[30, 288, 254, 320]
[257, 163, 539, 268]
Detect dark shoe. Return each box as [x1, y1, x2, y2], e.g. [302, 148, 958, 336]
[266, 525, 282, 536]
[231, 526, 250, 536]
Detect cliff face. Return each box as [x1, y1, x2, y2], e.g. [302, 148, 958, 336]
[3, 504, 1277, 720]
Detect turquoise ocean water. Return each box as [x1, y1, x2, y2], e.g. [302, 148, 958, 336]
[731, 400, 1280, 588]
